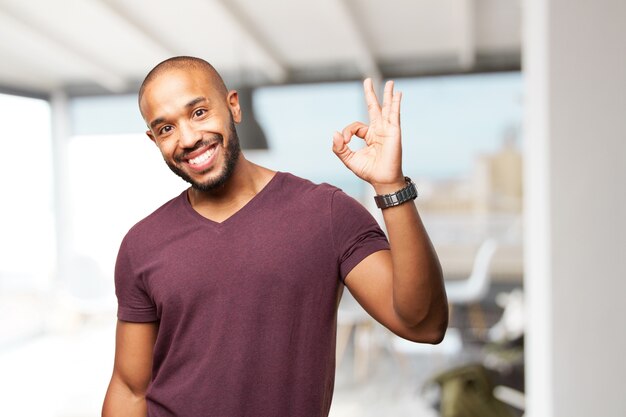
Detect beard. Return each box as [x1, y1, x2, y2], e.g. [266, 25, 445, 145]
[165, 117, 241, 192]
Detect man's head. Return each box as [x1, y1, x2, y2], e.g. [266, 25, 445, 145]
[139, 56, 242, 192]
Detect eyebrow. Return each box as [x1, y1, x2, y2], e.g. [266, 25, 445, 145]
[149, 117, 165, 130]
[185, 96, 208, 108]
[149, 97, 210, 130]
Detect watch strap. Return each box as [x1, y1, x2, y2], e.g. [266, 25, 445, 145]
[374, 177, 418, 209]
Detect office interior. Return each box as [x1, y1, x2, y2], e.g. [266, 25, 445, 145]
[0, 1, 624, 416]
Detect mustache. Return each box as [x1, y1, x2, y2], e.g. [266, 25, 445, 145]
[174, 135, 223, 162]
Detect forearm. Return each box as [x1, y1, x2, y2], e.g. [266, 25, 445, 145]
[102, 378, 148, 417]
[374, 182, 448, 330]
[333, 77, 447, 340]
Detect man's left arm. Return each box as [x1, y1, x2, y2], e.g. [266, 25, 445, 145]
[332, 78, 448, 344]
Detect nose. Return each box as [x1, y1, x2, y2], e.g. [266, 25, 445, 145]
[178, 122, 202, 149]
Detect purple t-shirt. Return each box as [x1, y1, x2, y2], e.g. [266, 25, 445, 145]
[115, 172, 389, 416]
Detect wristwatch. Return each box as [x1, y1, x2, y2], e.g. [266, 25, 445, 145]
[374, 177, 418, 209]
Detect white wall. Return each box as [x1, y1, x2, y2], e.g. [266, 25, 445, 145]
[524, 1, 626, 416]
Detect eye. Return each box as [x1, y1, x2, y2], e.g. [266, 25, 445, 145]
[193, 109, 207, 118]
[159, 125, 173, 135]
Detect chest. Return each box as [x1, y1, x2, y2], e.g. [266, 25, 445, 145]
[140, 214, 338, 319]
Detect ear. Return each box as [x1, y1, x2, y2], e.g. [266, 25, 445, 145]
[227, 90, 242, 123]
[146, 130, 156, 144]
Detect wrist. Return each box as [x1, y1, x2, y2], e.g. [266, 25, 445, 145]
[371, 177, 407, 195]
[373, 177, 418, 209]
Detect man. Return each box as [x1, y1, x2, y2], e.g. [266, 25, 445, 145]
[102, 56, 447, 417]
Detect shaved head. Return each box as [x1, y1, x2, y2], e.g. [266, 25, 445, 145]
[137, 56, 243, 192]
[138, 56, 228, 108]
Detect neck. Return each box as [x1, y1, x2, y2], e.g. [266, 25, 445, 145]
[187, 155, 275, 220]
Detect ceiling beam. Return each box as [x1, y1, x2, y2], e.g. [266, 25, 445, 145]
[211, 0, 288, 83]
[458, 0, 476, 69]
[0, 83, 49, 100]
[0, 4, 127, 92]
[333, 0, 383, 84]
[96, 0, 179, 57]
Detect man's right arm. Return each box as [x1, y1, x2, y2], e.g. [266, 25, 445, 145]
[102, 320, 158, 417]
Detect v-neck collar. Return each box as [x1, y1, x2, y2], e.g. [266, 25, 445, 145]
[180, 171, 283, 228]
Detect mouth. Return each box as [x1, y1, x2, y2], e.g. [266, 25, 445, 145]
[183, 142, 219, 172]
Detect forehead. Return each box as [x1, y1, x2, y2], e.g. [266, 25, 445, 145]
[139, 67, 223, 120]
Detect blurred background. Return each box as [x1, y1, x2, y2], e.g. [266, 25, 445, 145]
[0, 1, 623, 416]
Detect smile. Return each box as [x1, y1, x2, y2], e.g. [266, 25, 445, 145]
[183, 142, 219, 171]
[188, 146, 215, 165]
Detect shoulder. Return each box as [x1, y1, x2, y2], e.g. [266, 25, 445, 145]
[261, 172, 350, 224]
[120, 190, 188, 248]
[275, 171, 341, 200]
[273, 171, 370, 215]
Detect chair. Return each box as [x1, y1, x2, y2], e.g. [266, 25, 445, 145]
[386, 240, 498, 371]
[445, 238, 499, 304]
[445, 238, 499, 334]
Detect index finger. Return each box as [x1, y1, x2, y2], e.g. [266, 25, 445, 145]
[363, 78, 381, 122]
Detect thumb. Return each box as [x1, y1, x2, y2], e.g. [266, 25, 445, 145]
[332, 131, 353, 164]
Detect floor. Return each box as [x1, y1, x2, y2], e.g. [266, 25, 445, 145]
[0, 285, 521, 416]
[330, 326, 467, 417]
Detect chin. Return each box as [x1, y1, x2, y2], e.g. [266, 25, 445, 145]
[191, 177, 228, 191]
[189, 164, 235, 191]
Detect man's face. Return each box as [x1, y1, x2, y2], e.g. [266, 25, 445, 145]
[140, 67, 242, 191]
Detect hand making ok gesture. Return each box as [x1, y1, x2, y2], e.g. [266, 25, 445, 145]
[332, 78, 405, 189]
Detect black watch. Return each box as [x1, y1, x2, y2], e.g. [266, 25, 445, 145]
[373, 177, 418, 209]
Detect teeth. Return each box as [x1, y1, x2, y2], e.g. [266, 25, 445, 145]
[188, 147, 215, 165]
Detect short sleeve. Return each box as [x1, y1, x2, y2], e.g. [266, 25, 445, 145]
[114, 236, 158, 322]
[331, 190, 390, 283]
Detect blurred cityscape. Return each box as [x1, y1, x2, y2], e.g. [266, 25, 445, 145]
[418, 126, 523, 279]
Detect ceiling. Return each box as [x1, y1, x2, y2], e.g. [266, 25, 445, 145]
[0, 0, 521, 97]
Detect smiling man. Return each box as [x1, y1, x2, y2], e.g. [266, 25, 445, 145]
[102, 56, 448, 417]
